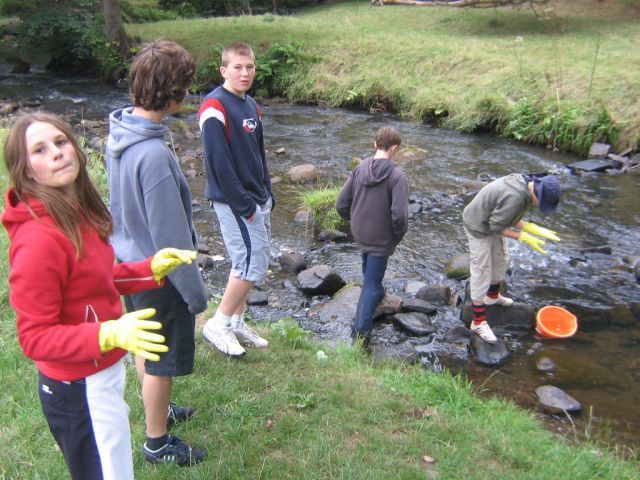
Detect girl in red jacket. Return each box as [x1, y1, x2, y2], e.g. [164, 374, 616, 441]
[2, 112, 196, 480]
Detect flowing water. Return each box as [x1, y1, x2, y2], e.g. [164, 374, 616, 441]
[2, 69, 639, 450]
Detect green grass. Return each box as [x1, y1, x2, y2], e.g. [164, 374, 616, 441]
[299, 186, 347, 232]
[126, 0, 640, 155]
[2, 307, 639, 478]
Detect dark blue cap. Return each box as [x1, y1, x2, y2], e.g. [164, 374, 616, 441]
[534, 176, 560, 214]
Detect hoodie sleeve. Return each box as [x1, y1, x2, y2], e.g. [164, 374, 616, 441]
[390, 168, 409, 242]
[336, 172, 355, 220]
[257, 118, 275, 210]
[200, 99, 257, 218]
[139, 150, 208, 314]
[9, 230, 103, 363]
[112, 257, 162, 295]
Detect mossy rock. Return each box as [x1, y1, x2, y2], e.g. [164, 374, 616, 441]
[445, 252, 470, 279]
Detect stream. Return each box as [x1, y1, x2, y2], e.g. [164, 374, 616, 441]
[2, 68, 639, 451]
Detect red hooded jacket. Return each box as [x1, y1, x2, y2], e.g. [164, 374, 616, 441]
[2, 189, 161, 381]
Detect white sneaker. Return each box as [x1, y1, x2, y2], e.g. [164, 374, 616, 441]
[202, 321, 246, 357]
[233, 324, 269, 349]
[483, 294, 514, 307]
[470, 321, 498, 344]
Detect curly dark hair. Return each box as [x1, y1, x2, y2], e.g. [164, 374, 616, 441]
[129, 39, 195, 111]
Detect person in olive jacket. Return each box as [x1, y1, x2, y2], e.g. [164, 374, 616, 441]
[336, 126, 409, 345]
[462, 173, 561, 344]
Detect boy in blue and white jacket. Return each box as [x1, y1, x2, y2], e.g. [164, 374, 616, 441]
[198, 42, 274, 357]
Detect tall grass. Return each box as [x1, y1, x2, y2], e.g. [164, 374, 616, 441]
[127, 1, 640, 155]
[299, 186, 346, 232]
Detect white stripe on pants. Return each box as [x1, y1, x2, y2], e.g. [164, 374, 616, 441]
[86, 359, 134, 480]
[465, 227, 509, 303]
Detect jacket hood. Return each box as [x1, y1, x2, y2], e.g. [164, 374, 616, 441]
[361, 157, 396, 186]
[107, 107, 166, 160]
[2, 188, 48, 239]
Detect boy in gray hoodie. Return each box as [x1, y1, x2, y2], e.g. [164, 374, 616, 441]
[106, 40, 207, 466]
[336, 127, 409, 345]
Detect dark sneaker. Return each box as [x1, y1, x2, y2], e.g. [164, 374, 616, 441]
[167, 402, 196, 429]
[142, 435, 206, 466]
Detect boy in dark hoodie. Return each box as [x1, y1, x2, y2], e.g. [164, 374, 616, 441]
[336, 127, 409, 345]
[106, 40, 208, 466]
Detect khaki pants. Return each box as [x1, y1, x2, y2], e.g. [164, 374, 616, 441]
[465, 227, 509, 303]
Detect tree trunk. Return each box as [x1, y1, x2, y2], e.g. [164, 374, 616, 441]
[102, 0, 130, 60]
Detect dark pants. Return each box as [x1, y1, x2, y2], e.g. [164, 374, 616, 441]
[353, 253, 388, 338]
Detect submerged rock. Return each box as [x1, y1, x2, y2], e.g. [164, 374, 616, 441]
[285, 164, 318, 183]
[393, 312, 436, 336]
[535, 356, 556, 372]
[445, 253, 470, 279]
[278, 250, 307, 273]
[534, 385, 582, 414]
[569, 158, 619, 173]
[293, 207, 313, 225]
[470, 335, 509, 366]
[318, 229, 347, 242]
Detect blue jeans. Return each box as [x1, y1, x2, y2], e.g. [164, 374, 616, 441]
[353, 253, 388, 338]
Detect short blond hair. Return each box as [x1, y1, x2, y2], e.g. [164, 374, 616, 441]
[221, 42, 255, 67]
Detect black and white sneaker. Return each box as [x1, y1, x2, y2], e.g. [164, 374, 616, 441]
[167, 402, 196, 429]
[142, 435, 206, 466]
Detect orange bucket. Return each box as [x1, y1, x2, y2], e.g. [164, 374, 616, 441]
[536, 306, 578, 339]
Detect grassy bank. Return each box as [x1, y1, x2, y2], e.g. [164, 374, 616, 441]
[0, 135, 638, 478]
[2, 310, 640, 478]
[126, 0, 640, 156]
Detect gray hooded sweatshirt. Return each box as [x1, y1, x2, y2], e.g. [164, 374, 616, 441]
[106, 107, 207, 314]
[336, 156, 409, 257]
[462, 173, 531, 238]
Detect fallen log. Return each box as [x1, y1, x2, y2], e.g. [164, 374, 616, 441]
[372, 0, 548, 7]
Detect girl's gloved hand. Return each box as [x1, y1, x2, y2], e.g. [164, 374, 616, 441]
[98, 308, 168, 361]
[151, 248, 197, 282]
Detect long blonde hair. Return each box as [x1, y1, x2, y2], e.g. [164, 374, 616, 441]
[3, 112, 113, 254]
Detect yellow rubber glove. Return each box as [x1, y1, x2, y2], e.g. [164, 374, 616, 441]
[521, 221, 561, 242]
[151, 248, 197, 283]
[98, 308, 168, 361]
[518, 231, 547, 255]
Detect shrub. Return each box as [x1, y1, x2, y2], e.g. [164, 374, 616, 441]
[255, 41, 313, 97]
[502, 98, 621, 156]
